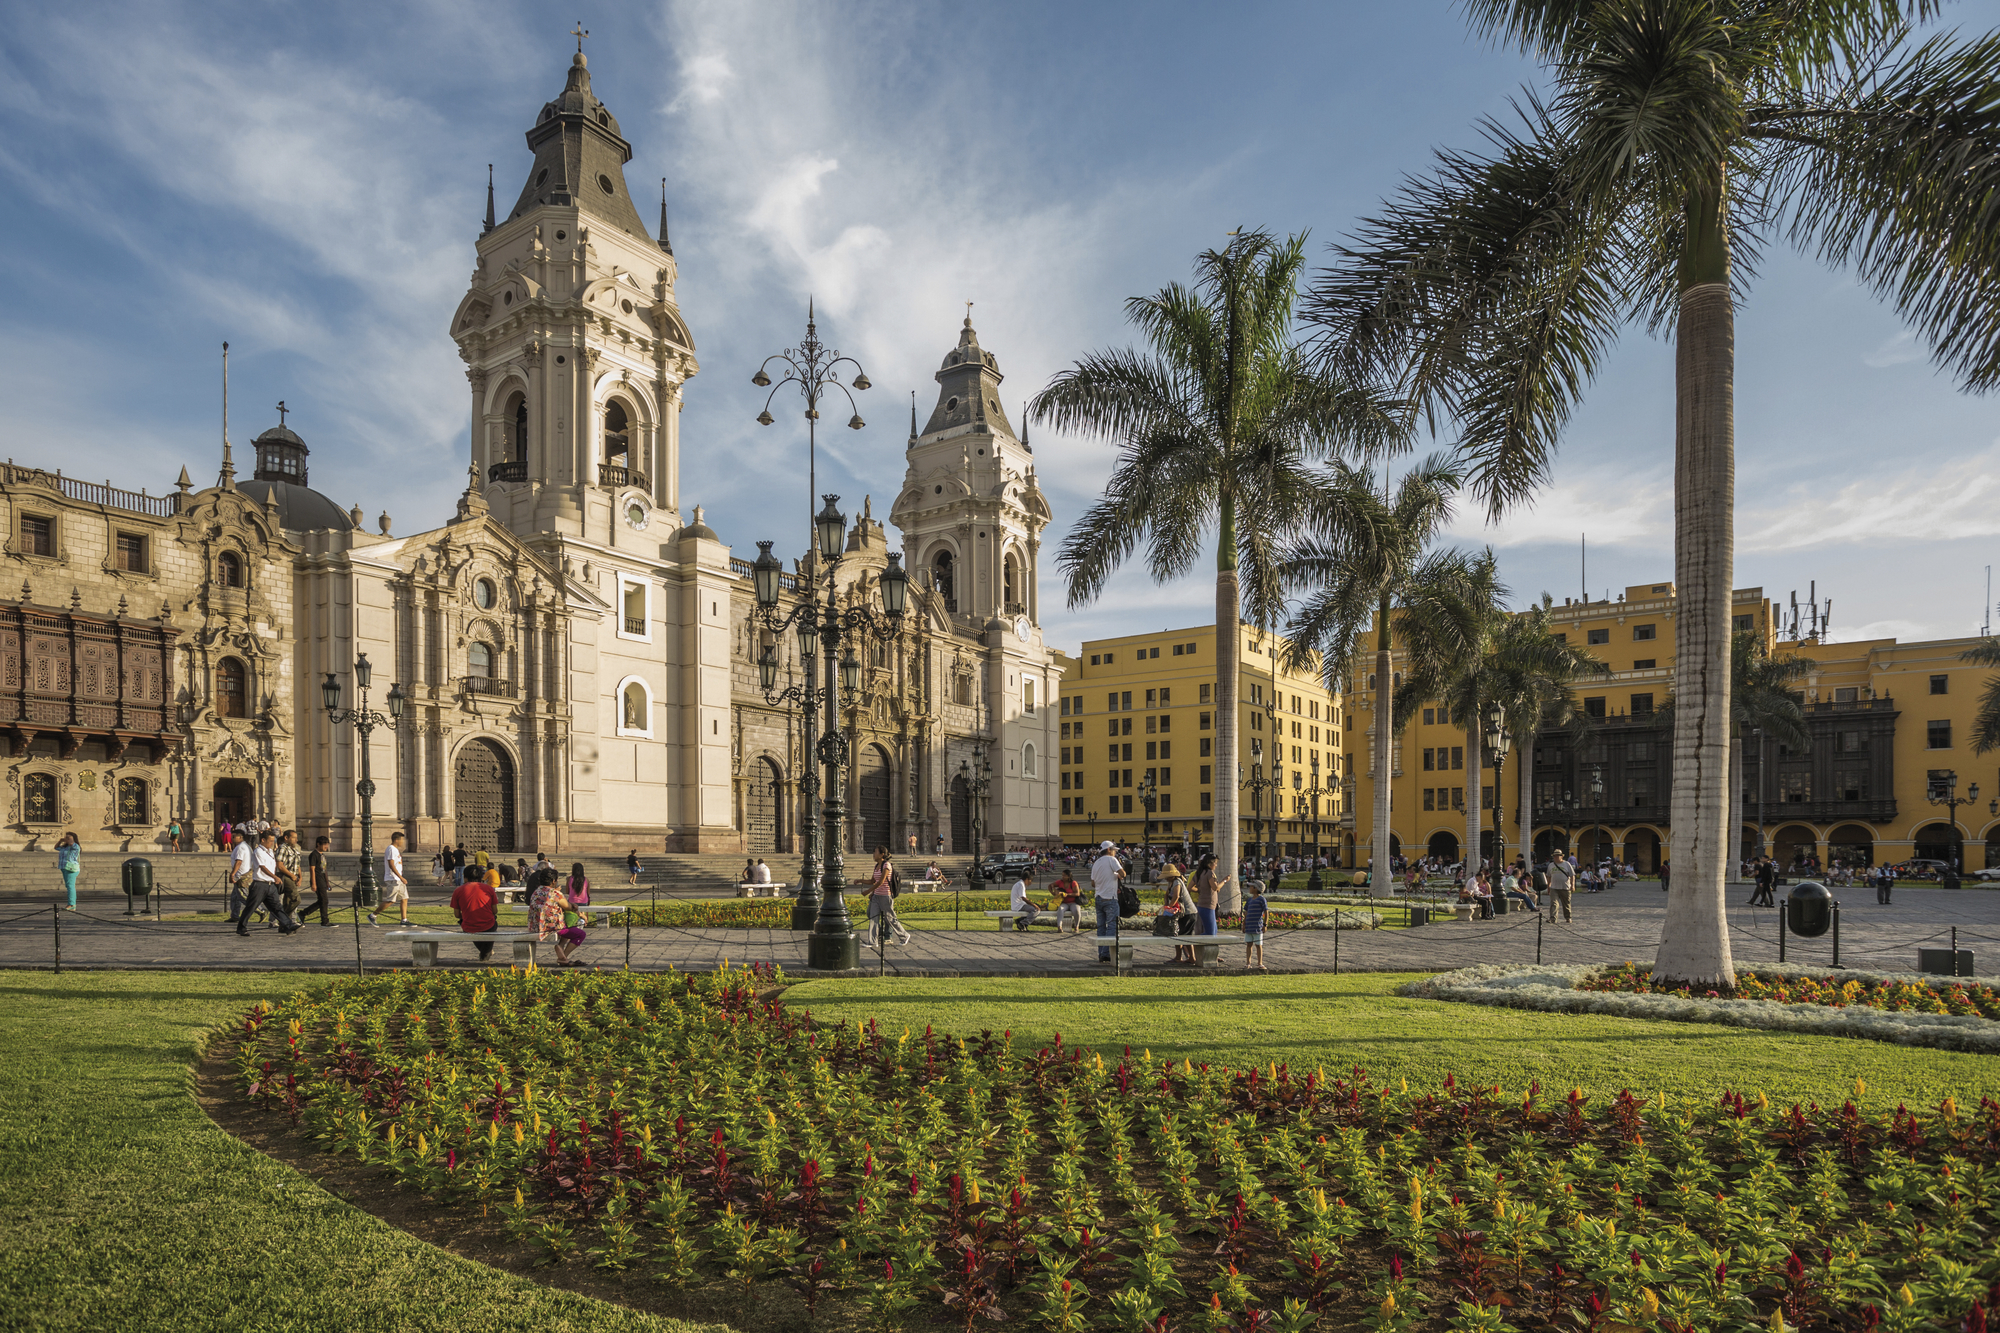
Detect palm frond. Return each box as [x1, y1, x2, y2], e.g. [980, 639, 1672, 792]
[1961, 636, 2000, 753]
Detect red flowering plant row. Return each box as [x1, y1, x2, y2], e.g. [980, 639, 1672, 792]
[230, 967, 2000, 1331]
[1579, 963, 2000, 1019]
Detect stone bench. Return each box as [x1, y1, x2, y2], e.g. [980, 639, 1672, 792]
[735, 882, 790, 898]
[984, 909, 1060, 930]
[1091, 932, 1240, 973]
[505, 904, 629, 926]
[384, 928, 538, 967]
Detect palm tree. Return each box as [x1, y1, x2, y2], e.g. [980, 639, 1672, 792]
[1963, 638, 2000, 754]
[1279, 456, 1461, 892]
[1305, 3, 2000, 985]
[1485, 596, 1609, 868]
[1035, 230, 1403, 889]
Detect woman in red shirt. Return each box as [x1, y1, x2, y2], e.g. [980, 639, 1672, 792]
[449, 873, 499, 962]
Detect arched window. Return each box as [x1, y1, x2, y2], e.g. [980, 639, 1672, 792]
[931, 550, 955, 614]
[1022, 742, 1038, 779]
[216, 551, 243, 588]
[616, 676, 653, 737]
[510, 393, 529, 462]
[22, 772, 56, 823]
[1003, 553, 1019, 611]
[216, 657, 247, 719]
[604, 399, 631, 466]
[468, 643, 495, 678]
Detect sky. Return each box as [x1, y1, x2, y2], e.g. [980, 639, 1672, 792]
[2, 0, 1998, 656]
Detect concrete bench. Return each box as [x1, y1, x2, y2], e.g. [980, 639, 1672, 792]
[1091, 932, 1239, 973]
[505, 903, 628, 927]
[909, 879, 946, 893]
[385, 928, 537, 967]
[984, 909, 1059, 930]
[735, 882, 789, 898]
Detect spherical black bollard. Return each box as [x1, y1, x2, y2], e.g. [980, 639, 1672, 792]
[1786, 880, 1834, 939]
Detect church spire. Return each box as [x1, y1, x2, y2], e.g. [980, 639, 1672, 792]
[484, 163, 496, 233]
[504, 43, 649, 236]
[908, 390, 918, 444]
[658, 178, 673, 255]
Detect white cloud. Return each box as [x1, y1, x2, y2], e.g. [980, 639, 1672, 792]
[668, 52, 736, 111]
[1739, 438, 2000, 552]
[1443, 464, 1673, 553]
[1863, 329, 1924, 368]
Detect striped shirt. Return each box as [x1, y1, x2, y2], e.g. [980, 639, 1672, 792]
[1241, 895, 1268, 933]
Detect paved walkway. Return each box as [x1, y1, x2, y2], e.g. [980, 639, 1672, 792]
[4, 881, 1996, 979]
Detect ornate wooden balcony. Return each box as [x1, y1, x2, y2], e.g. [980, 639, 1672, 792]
[0, 601, 180, 759]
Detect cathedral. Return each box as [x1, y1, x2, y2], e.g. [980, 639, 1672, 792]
[0, 49, 1060, 856]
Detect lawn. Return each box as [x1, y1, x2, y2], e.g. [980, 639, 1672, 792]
[0, 971, 728, 1333]
[788, 971, 2000, 1108]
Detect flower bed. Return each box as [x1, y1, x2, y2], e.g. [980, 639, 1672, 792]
[1403, 963, 2000, 1054]
[1581, 961, 2000, 1018]
[231, 969, 2000, 1331]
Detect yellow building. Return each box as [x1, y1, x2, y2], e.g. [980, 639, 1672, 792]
[1055, 624, 1348, 852]
[1346, 579, 2000, 873]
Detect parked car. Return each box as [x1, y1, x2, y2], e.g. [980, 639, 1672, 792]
[1970, 867, 2000, 882]
[1894, 859, 1953, 879]
[979, 852, 1033, 882]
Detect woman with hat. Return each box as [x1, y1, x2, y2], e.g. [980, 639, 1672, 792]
[1159, 860, 1198, 964]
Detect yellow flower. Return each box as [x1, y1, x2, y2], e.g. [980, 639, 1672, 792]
[1641, 1288, 1659, 1317]
[514, 1187, 525, 1208]
[513, 1122, 524, 1145]
[1899, 1285, 1916, 1306]
[1381, 1293, 1397, 1317]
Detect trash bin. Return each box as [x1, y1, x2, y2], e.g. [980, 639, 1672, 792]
[1408, 905, 1430, 927]
[1786, 881, 1833, 939]
[121, 857, 153, 915]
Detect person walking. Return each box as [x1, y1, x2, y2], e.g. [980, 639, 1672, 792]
[368, 831, 411, 927]
[1090, 840, 1126, 963]
[226, 828, 256, 924]
[1546, 853, 1575, 924]
[1241, 879, 1269, 970]
[863, 846, 908, 947]
[236, 831, 298, 937]
[1659, 858, 1671, 893]
[296, 836, 336, 926]
[275, 829, 304, 920]
[54, 833, 80, 911]
[1750, 857, 1777, 907]
[166, 818, 183, 853]
[626, 849, 643, 886]
[1875, 862, 1893, 906]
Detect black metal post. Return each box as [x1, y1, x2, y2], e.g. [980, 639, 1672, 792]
[52, 903, 60, 974]
[1779, 904, 1787, 963]
[808, 591, 859, 972]
[1537, 912, 1543, 964]
[1832, 900, 1841, 968]
[791, 618, 822, 931]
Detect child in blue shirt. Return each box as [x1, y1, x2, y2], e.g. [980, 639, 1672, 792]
[1241, 879, 1268, 970]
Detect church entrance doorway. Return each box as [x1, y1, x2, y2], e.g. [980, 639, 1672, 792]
[950, 774, 971, 854]
[747, 758, 779, 853]
[213, 778, 255, 828]
[857, 744, 892, 852]
[455, 739, 517, 854]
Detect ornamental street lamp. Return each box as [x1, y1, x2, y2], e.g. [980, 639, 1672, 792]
[1484, 702, 1511, 870]
[752, 496, 906, 966]
[1587, 764, 1606, 871]
[322, 653, 404, 914]
[1927, 770, 1979, 874]
[1306, 753, 1326, 864]
[748, 305, 873, 935]
[1136, 771, 1157, 882]
[960, 745, 993, 868]
[1086, 809, 1097, 849]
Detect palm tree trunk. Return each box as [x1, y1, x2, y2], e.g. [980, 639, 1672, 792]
[1655, 167, 1737, 987]
[1370, 590, 1393, 896]
[1215, 492, 1241, 899]
[1463, 717, 1483, 874]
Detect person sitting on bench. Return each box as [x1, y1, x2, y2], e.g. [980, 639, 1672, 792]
[450, 868, 499, 960]
[1009, 871, 1040, 930]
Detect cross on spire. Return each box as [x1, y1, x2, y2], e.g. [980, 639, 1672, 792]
[964, 300, 974, 324]
[276, 400, 288, 427]
[571, 21, 589, 53]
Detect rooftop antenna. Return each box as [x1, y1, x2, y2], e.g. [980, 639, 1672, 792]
[1581, 533, 1587, 604]
[484, 164, 495, 234]
[1809, 580, 1818, 638]
[218, 341, 235, 490]
[658, 178, 672, 255]
[1985, 566, 1992, 638]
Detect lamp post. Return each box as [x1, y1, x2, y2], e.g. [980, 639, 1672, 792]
[1587, 764, 1606, 871]
[1306, 753, 1324, 866]
[749, 306, 871, 931]
[959, 745, 992, 871]
[1086, 809, 1097, 849]
[1136, 771, 1157, 882]
[1927, 770, 1979, 874]
[321, 653, 405, 911]
[752, 496, 907, 969]
[1557, 790, 1576, 863]
[1484, 702, 1511, 870]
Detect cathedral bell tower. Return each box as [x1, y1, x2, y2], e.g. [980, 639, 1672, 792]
[449, 42, 699, 547]
[889, 314, 1052, 630]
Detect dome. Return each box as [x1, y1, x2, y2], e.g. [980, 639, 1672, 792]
[237, 479, 356, 533]
[253, 425, 305, 449]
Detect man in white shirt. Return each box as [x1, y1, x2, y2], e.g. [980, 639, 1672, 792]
[1009, 873, 1039, 931]
[234, 830, 298, 936]
[752, 859, 772, 884]
[226, 830, 257, 924]
[1090, 840, 1125, 962]
[369, 831, 411, 926]
[1546, 853, 1575, 923]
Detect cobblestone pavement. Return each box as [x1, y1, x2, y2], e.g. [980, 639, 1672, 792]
[2, 881, 1996, 978]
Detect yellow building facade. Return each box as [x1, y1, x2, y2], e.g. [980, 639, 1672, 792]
[1054, 625, 1349, 852]
[1345, 579, 2000, 872]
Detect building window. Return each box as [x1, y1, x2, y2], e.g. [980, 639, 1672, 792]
[1451, 787, 1464, 809]
[117, 777, 148, 824]
[1423, 748, 1435, 771]
[1626, 775, 1656, 807]
[21, 514, 56, 557]
[469, 642, 495, 678]
[216, 657, 247, 719]
[1159, 794, 1171, 812]
[603, 398, 632, 469]
[1158, 714, 1172, 733]
[1061, 696, 1071, 716]
[1199, 737, 1212, 757]
[1837, 730, 1863, 753]
[932, 551, 956, 613]
[216, 551, 243, 588]
[1423, 788, 1435, 811]
[1780, 771, 1811, 802]
[619, 579, 648, 638]
[511, 393, 530, 461]
[1172, 644, 1183, 656]
[115, 533, 147, 573]
[954, 675, 972, 705]
[1024, 679, 1036, 714]
[1585, 697, 1606, 719]
[1633, 659, 1656, 670]
[1836, 770, 1868, 801]
[1930, 674, 1949, 695]
[1159, 740, 1171, 760]
[1587, 628, 1609, 645]
[1200, 764, 1212, 784]
[1634, 624, 1656, 641]
[1022, 743, 1037, 778]
[1630, 693, 1654, 716]
[22, 773, 56, 823]
[1199, 683, 1211, 703]
[1928, 720, 1952, 749]
[1733, 614, 1754, 632]
[474, 577, 496, 610]
[1103, 652, 1114, 664]
[1200, 791, 1212, 812]
[1451, 746, 1464, 770]
[1089, 654, 1100, 666]
[1834, 687, 1858, 703]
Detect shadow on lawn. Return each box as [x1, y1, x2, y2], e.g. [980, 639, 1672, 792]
[0, 981, 313, 1006]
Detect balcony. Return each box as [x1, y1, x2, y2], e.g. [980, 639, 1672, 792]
[461, 675, 518, 700]
[623, 616, 645, 635]
[598, 464, 648, 490]
[488, 460, 528, 484]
